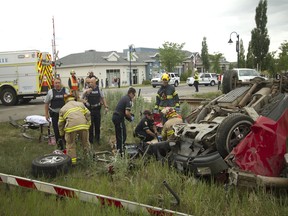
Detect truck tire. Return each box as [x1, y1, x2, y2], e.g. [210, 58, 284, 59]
[152, 85, 156, 88]
[0, 88, 18, 106]
[174, 81, 179, 87]
[222, 70, 238, 94]
[215, 113, 253, 158]
[210, 80, 215, 86]
[32, 154, 71, 178]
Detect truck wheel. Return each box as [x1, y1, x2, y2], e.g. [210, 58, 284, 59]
[152, 85, 156, 88]
[174, 81, 179, 87]
[32, 154, 71, 178]
[222, 70, 238, 94]
[0, 88, 18, 106]
[215, 113, 253, 158]
[210, 80, 215, 86]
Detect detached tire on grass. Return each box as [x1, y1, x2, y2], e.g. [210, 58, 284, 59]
[32, 154, 72, 178]
[215, 113, 254, 158]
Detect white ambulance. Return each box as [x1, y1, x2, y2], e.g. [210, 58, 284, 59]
[0, 50, 54, 105]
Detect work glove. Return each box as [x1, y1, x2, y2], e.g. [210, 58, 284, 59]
[126, 113, 134, 122]
[130, 115, 134, 122]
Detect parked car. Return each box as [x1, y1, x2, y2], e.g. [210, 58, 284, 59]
[151, 72, 180, 88]
[186, 73, 218, 86]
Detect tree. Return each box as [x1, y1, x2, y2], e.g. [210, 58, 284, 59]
[159, 42, 186, 72]
[246, 42, 255, 68]
[264, 51, 277, 77]
[239, 39, 246, 68]
[250, 0, 270, 71]
[278, 40, 288, 72]
[210, 53, 222, 74]
[201, 37, 210, 72]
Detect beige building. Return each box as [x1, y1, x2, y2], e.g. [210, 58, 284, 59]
[56, 48, 231, 88]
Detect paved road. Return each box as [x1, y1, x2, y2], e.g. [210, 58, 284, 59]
[0, 84, 219, 122]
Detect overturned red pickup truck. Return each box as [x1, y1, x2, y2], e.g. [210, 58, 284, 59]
[151, 71, 288, 188]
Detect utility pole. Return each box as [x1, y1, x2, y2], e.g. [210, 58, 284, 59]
[52, 17, 58, 77]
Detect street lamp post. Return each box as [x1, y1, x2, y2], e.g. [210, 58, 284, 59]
[128, 44, 135, 86]
[228, 31, 240, 68]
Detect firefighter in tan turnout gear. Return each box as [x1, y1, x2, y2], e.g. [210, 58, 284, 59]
[58, 95, 91, 165]
[161, 107, 183, 141]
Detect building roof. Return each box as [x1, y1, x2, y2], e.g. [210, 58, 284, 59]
[58, 48, 209, 68]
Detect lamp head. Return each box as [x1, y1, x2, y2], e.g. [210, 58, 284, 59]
[228, 38, 233, 44]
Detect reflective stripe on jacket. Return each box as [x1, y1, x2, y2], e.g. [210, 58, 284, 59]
[58, 100, 91, 136]
[161, 116, 183, 141]
[69, 76, 79, 90]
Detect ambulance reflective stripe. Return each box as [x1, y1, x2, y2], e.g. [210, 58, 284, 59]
[0, 173, 190, 216]
[38, 52, 53, 93]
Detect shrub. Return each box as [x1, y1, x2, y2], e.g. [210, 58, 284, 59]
[142, 80, 151, 85]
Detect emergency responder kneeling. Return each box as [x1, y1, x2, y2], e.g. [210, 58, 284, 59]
[58, 94, 91, 165]
[134, 110, 158, 142]
[154, 73, 180, 123]
[161, 107, 183, 141]
[81, 77, 108, 145]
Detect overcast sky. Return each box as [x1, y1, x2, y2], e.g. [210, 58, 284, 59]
[1, 0, 287, 62]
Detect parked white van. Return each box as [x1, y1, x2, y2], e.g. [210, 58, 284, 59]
[233, 68, 264, 83]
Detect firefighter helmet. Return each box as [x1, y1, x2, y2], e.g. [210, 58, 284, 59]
[161, 73, 170, 81]
[161, 107, 177, 118]
[64, 93, 75, 103]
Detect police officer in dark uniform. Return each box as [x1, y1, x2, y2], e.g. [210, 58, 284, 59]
[112, 87, 136, 154]
[82, 77, 108, 144]
[44, 78, 69, 149]
[134, 110, 157, 142]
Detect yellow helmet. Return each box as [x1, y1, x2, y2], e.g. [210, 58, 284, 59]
[161, 73, 170, 81]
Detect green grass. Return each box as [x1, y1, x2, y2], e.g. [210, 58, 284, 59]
[0, 92, 288, 215]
